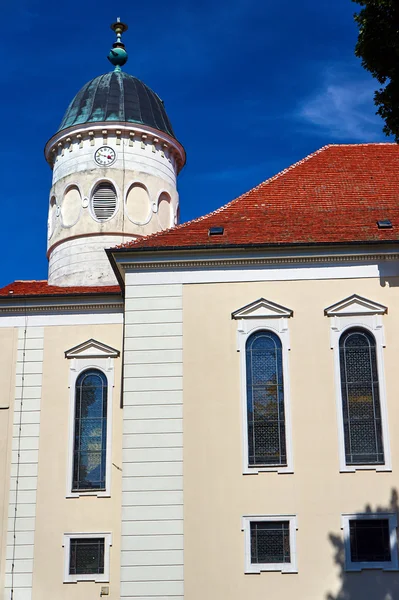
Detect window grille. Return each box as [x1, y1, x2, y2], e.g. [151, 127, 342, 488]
[69, 538, 105, 575]
[73, 369, 108, 491]
[339, 328, 384, 465]
[91, 182, 117, 221]
[349, 519, 391, 563]
[246, 331, 286, 466]
[250, 521, 290, 564]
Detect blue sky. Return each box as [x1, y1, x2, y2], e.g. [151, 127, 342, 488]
[0, 0, 390, 286]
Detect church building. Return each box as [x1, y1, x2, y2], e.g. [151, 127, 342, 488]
[1, 18, 399, 600]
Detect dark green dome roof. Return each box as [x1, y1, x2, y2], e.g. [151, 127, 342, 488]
[58, 70, 175, 138]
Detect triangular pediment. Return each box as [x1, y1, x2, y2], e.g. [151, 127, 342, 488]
[324, 294, 387, 317]
[232, 298, 293, 319]
[65, 339, 120, 359]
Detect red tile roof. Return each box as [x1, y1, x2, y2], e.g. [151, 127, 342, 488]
[0, 281, 121, 298]
[116, 143, 399, 251]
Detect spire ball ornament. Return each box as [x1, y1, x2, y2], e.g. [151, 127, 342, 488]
[108, 18, 128, 70]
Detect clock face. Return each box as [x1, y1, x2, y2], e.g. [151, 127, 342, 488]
[94, 146, 116, 166]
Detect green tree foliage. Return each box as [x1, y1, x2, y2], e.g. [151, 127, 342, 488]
[353, 0, 399, 141]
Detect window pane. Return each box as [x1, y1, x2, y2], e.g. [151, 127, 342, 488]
[250, 521, 290, 564]
[246, 331, 286, 466]
[349, 519, 391, 562]
[69, 538, 105, 574]
[73, 370, 108, 490]
[339, 329, 384, 465]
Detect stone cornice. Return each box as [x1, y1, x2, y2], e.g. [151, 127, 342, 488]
[115, 251, 399, 272]
[45, 121, 185, 172]
[0, 297, 123, 315]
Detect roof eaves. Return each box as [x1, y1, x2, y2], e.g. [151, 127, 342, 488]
[109, 238, 399, 255]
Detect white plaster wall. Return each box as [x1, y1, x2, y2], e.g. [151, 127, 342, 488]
[48, 235, 135, 287]
[46, 126, 183, 287]
[49, 126, 182, 188]
[121, 281, 183, 600]
[5, 327, 44, 600]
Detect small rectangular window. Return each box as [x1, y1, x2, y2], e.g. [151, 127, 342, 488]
[250, 521, 290, 564]
[208, 226, 224, 235]
[342, 514, 398, 571]
[70, 538, 105, 575]
[242, 516, 297, 573]
[63, 533, 112, 583]
[350, 519, 390, 563]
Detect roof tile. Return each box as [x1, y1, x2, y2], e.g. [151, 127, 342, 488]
[116, 143, 399, 251]
[0, 281, 121, 298]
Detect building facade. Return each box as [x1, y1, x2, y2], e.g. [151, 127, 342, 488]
[1, 19, 399, 600]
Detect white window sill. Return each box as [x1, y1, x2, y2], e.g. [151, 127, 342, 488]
[245, 563, 297, 574]
[66, 490, 110, 498]
[64, 573, 109, 583]
[346, 563, 398, 572]
[244, 466, 293, 475]
[339, 465, 391, 474]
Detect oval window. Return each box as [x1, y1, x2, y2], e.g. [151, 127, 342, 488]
[91, 182, 117, 221]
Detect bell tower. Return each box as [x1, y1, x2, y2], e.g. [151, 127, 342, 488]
[45, 19, 185, 286]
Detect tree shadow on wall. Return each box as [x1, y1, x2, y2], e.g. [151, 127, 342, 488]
[327, 489, 399, 600]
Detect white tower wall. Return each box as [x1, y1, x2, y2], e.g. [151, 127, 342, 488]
[45, 123, 185, 286]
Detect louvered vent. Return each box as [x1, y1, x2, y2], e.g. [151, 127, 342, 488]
[91, 183, 117, 221]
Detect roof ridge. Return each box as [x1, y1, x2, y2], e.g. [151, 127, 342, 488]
[118, 144, 332, 249]
[328, 142, 396, 148]
[14, 279, 47, 283]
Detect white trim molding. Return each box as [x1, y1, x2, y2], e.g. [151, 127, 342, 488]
[232, 297, 293, 320]
[63, 532, 112, 583]
[233, 298, 294, 474]
[5, 327, 44, 599]
[65, 340, 118, 497]
[325, 294, 388, 317]
[341, 513, 398, 572]
[65, 339, 120, 359]
[241, 515, 298, 574]
[325, 295, 391, 473]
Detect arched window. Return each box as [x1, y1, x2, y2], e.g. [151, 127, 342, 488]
[246, 331, 286, 466]
[91, 182, 117, 221]
[73, 369, 108, 491]
[339, 328, 384, 465]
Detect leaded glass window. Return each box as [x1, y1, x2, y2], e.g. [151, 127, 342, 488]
[246, 331, 286, 466]
[250, 521, 291, 564]
[73, 369, 108, 491]
[69, 538, 105, 575]
[349, 519, 391, 563]
[339, 328, 384, 465]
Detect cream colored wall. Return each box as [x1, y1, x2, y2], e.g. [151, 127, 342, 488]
[183, 276, 399, 600]
[31, 323, 123, 600]
[0, 328, 17, 594]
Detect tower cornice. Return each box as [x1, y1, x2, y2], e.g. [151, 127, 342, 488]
[45, 121, 186, 173]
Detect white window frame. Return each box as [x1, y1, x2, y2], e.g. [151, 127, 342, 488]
[325, 295, 391, 473]
[65, 340, 119, 497]
[233, 298, 294, 474]
[63, 532, 112, 583]
[242, 515, 298, 574]
[341, 513, 398, 571]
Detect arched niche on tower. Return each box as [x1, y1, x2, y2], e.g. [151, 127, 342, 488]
[125, 183, 151, 225]
[48, 196, 58, 240]
[158, 192, 172, 230]
[61, 185, 82, 228]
